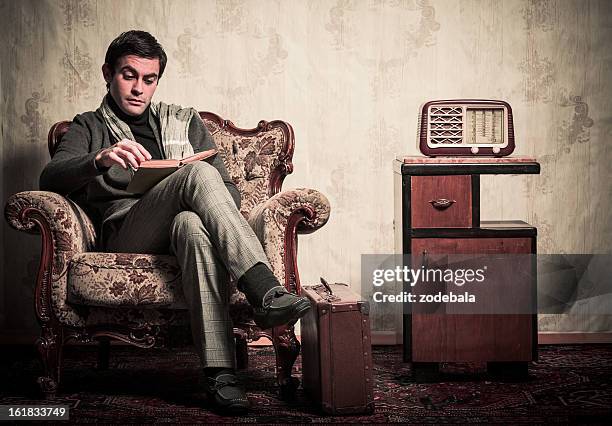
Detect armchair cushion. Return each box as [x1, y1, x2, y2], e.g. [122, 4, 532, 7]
[67, 253, 185, 309]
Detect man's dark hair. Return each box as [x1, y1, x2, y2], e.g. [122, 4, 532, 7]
[104, 30, 167, 87]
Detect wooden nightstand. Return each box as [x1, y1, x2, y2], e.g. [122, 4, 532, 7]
[393, 156, 541, 380]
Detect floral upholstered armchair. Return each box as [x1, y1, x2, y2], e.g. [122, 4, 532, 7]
[4, 112, 330, 398]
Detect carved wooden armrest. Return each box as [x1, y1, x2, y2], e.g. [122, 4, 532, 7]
[4, 191, 97, 325]
[248, 188, 331, 294]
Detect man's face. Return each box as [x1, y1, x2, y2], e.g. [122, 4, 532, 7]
[102, 55, 160, 116]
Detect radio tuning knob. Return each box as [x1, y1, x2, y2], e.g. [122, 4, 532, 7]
[471, 146, 479, 154]
[492, 146, 500, 154]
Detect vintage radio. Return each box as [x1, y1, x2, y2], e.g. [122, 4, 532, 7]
[418, 99, 515, 157]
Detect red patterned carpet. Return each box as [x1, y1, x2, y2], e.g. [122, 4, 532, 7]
[1, 344, 611, 423]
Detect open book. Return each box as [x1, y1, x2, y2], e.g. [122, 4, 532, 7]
[126, 149, 217, 194]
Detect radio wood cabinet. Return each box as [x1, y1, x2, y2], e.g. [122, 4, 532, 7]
[393, 156, 540, 380]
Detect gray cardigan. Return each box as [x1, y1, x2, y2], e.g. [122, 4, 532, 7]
[39, 109, 241, 247]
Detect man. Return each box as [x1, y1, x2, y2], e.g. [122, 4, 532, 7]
[39, 30, 310, 414]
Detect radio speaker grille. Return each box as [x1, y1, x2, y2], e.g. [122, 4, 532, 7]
[428, 107, 463, 144]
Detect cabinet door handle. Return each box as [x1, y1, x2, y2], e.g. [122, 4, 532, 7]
[429, 198, 456, 210]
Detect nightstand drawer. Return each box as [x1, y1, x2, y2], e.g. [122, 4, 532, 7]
[411, 175, 472, 228]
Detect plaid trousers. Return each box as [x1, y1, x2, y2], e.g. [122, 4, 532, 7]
[105, 161, 270, 368]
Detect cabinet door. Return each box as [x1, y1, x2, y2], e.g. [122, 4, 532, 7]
[409, 237, 535, 362]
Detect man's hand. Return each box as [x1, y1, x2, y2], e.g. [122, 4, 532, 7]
[95, 139, 152, 170]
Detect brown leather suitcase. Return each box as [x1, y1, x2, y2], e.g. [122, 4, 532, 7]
[301, 279, 374, 415]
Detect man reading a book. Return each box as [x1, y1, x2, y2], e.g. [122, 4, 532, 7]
[39, 30, 310, 414]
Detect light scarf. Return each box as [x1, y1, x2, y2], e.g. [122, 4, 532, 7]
[98, 95, 195, 159]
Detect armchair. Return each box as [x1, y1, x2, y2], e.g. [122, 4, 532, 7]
[4, 112, 330, 398]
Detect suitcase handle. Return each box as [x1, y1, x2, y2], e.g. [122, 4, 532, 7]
[320, 277, 334, 294]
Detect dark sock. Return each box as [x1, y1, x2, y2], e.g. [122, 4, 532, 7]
[237, 262, 282, 308]
[203, 367, 233, 379]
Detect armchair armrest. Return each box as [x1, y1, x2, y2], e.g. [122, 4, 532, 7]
[4, 191, 97, 327]
[248, 188, 331, 294]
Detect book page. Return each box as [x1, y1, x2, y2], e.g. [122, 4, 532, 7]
[125, 148, 217, 193]
[137, 148, 216, 169]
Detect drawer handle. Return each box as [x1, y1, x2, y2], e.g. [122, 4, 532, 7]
[429, 198, 456, 210]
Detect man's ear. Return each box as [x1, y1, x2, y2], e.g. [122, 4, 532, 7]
[102, 63, 113, 83]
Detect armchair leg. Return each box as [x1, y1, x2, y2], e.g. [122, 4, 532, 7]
[272, 324, 300, 400]
[35, 325, 63, 399]
[97, 338, 110, 370]
[235, 336, 249, 370]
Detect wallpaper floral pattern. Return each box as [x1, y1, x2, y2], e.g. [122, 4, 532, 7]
[1, 0, 611, 338]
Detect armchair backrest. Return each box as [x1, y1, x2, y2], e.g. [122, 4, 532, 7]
[48, 112, 295, 218]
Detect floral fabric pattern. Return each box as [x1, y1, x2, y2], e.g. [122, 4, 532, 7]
[248, 188, 331, 287]
[203, 117, 287, 218]
[5, 191, 97, 327]
[67, 253, 185, 308]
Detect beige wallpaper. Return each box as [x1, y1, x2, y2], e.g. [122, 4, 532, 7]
[1, 0, 611, 339]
